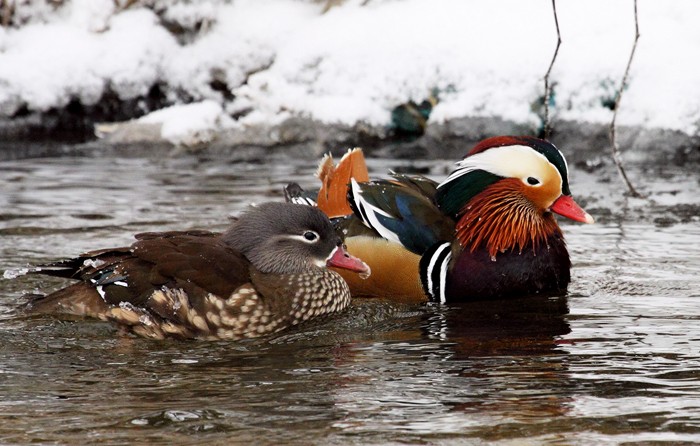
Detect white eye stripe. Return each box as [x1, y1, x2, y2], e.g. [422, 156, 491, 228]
[286, 231, 320, 244]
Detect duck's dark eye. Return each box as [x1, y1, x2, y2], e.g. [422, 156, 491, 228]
[527, 177, 540, 186]
[303, 231, 319, 242]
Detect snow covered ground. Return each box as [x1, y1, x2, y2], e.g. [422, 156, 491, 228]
[1, 0, 698, 146]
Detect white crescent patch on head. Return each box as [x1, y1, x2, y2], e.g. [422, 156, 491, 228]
[443, 145, 563, 190]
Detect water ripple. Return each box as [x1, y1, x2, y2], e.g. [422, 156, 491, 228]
[1, 156, 699, 444]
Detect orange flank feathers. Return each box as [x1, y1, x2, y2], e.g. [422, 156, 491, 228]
[332, 236, 426, 304]
[316, 148, 369, 218]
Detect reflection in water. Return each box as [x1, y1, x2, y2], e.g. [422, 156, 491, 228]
[1, 155, 700, 444]
[424, 296, 571, 353]
[328, 297, 574, 440]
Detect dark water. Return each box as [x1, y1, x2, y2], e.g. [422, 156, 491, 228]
[1, 153, 699, 445]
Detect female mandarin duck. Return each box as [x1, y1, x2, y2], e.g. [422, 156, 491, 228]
[27, 202, 370, 340]
[302, 136, 593, 304]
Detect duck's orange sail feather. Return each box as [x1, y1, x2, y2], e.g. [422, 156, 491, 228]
[316, 148, 369, 218]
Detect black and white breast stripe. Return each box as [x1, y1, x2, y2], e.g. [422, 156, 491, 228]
[419, 242, 452, 304]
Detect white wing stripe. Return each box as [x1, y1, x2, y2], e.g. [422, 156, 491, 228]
[350, 179, 401, 244]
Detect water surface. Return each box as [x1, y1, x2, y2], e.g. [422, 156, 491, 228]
[1, 153, 699, 445]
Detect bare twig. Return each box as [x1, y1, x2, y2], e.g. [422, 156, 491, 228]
[610, 0, 642, 197]
[543, 0, 561, 140]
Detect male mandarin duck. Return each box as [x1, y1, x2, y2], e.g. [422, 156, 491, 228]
[302, 136, 594, 304]
[27, 202, 370, 340]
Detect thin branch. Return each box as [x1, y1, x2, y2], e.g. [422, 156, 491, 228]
[610, 0, 642, 197]
[543, 0, 561, 140]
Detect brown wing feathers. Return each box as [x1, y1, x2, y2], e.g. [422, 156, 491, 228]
[132, 232, 250, 298]
[32, 231, 252, 319]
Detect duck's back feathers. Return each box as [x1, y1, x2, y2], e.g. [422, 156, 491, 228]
[348, 177, 454, 255]
[130, 231, 249, 299]
[29, 230, 250, 318]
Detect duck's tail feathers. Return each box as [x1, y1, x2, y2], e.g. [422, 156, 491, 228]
[284, 182, 318, 207]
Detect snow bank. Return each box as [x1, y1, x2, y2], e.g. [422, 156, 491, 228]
[138, 100, 234, 146]
[1, 0, 699, 138]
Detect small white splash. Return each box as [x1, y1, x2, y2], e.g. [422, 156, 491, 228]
[131, 419, 149, 426]
[82, 259, 105, 268]
[164, 410, 201, 422]
[138, 314, 153, 326]
[3, 267, 30, 279]
[171, 359, 199, 364]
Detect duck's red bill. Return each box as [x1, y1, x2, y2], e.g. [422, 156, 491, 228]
[327, 245, 371, 278]
[550, 195, 595, 224]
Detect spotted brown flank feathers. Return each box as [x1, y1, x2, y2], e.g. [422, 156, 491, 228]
[107, 270, 351, 340]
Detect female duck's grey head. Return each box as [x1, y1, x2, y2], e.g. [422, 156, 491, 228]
[223, 202, 357, 275]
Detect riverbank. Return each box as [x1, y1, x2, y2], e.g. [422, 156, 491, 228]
[2, 114, 697, 173]
[1, 0, 698, 164]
